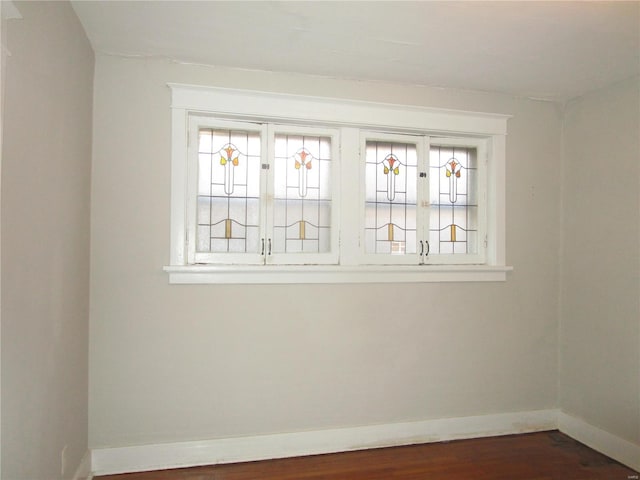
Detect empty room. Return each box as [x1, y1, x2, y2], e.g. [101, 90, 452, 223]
[1, 1, 638, 479]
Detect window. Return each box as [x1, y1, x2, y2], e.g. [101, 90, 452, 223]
[187, 118, 339, 265]
[360, 133, 487, 266]
[165, 85, 511, 283]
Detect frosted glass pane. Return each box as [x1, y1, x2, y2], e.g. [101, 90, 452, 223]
[376, 241, 391, 254]
[228, 239, 246, 253]
[303, 239, 319, 253]
[466, 231, 478, 254]
[439, 242, 453, 254]
[246, 226, 260, 253]
[272, 199, 286, 227]
[319, 227, 331, 252]
[318, 201, 331, 227]
[197, 225, 210, 252]
[365, 229, 376, 253]
[198, 154, 212, 195]
[286, 200, 302, 226]
[287, 239, 302, 253]
[405, 233, 417, 255]
[428, 230, 440, 255]
[199, 130, 212, 153]
[197, 197, 211, 224]
[272, 227, 286, 253]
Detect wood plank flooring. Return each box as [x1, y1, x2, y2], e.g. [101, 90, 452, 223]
[96, 431, 638, 480]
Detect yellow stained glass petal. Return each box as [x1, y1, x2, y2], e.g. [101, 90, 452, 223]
[295, 161, 301, 169]
[393, 167, 400, 175]
[220, 157, 227, 165]
[383, 166, 390, 174]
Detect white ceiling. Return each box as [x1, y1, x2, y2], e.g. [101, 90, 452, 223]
[71, 1, 640, 102]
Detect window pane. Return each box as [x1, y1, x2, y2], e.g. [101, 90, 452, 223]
[364, 140, 417, 254]
[197, 128, 261, 253]
[272, 133, 332, 254]
[429, 145, 478, 255]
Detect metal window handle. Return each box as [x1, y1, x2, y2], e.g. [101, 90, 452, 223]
[261, 238, 265, 255]
[425, 240, 430, 257]
[268, 238, 272, 255]
[420, 240, 424, 257]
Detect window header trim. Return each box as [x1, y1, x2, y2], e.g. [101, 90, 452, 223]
[168, 84, 510, 136]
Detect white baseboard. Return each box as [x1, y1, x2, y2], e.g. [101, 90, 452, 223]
[72, 450, 93, 480]
[91, 409, 558, 476]
[558, 411, 640, 472]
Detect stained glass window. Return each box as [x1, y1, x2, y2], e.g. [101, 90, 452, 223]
[272, 134, 332, 254]
[197, 128, 262, 254]
[364, 140, 418, 255]
[428, 145, 478, 255]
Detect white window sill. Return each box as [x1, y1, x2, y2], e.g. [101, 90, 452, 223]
[163, 264, 513, 284]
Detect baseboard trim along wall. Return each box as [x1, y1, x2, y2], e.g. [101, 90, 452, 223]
[558, 411, 640, 473]
[91, 409, 557, 476]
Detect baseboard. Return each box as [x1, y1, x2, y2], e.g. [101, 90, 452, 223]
[558, 411, 640, 472]
[91, 409, 557, 476]
[72, 450, 93, 480]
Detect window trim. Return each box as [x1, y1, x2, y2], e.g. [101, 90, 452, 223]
[165, 84, 512, 284]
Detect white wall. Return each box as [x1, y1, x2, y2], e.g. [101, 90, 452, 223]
[89, 54, 562, 448]
[1, 2, 93, 478]
[560, 77, 640, 445]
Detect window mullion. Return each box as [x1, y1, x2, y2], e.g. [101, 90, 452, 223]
[261, 123, 272, 264]
[418, 136, 431, 264]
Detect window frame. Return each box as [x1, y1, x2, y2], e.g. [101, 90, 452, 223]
[165, 84, 512, 284]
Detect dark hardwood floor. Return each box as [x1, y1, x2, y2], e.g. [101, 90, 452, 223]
[96, 431, 638, 480]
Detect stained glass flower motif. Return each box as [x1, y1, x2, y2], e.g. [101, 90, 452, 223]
[294, 148, 313, 197]
[383, 154, 400, 201]
[219, 144, 240, 195]
[445, 158, 462, 203]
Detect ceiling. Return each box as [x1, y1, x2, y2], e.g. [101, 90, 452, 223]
[71, 1, 640, 102]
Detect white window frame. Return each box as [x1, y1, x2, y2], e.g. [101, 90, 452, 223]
[164, 84, 513, 284]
